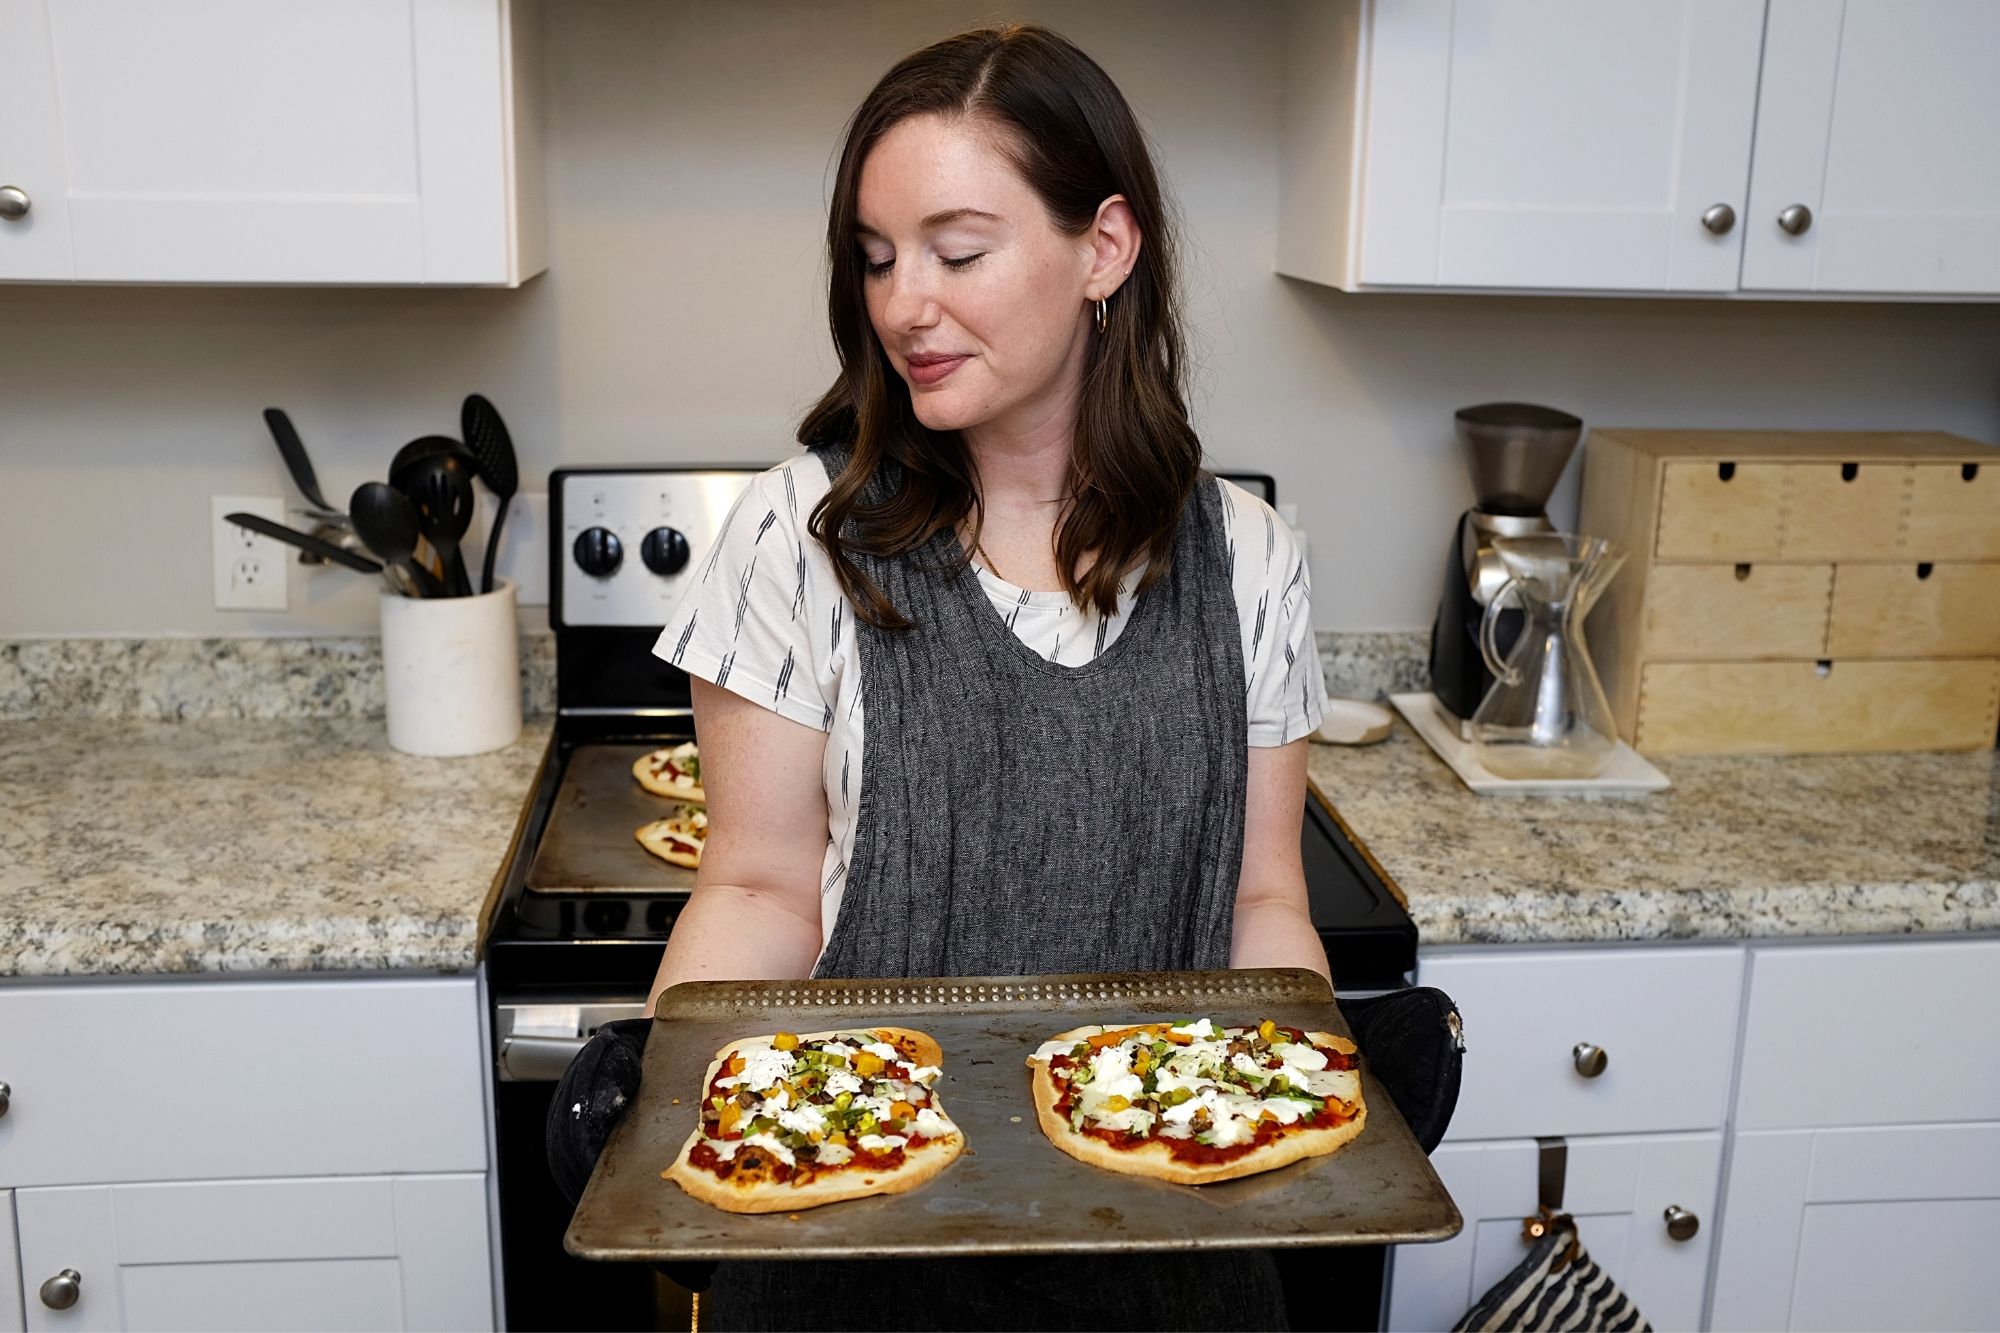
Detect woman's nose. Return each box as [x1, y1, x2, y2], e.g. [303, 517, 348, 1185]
[881, 269, 938, 333]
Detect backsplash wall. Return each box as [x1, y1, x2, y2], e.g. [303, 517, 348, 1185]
[3, 0, 1998, 639]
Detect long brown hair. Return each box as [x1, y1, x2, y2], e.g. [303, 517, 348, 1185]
[800, 24, 1200, 631]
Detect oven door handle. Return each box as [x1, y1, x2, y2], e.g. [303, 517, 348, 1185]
[499, 1033, 592, 1083]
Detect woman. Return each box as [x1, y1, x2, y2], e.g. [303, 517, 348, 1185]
[648, 23, 1326, 1329]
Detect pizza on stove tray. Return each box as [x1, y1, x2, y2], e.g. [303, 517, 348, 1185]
[663, 1027, 964, 1213]
[1025, 1017, 1365, 1185]
[634, 803, 707, 868]
[633, 742, 704, 802]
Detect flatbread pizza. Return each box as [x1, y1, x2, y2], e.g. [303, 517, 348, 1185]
[663, 1027, 964, 1214]
[635, 804, 706, 868]
[633, 742, 704, 802]
[1025, 1018, 1364, 1185]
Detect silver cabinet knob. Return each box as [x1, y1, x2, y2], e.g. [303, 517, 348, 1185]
[0, 186, 29, 221]
[1778, 203, 1813, 235]
[39, 1269, 82, 1311]
[1572, 1042, 1608, 1078]
[0, 1080, 10, 1116]
[1701, 203, 1736, 235]
[1664, 1205, 1700, 1242]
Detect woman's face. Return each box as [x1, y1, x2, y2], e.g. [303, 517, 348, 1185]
[855, 113, 1113, 441]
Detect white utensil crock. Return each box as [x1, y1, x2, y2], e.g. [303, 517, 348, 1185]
[380, 579, 522, 756]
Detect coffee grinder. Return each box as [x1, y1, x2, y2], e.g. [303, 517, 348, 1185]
[1427, 402, 1585, 738]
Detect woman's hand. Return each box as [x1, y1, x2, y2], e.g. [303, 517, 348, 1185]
[1230, 737, 1332, 983]
[646, 677, 831, 1012]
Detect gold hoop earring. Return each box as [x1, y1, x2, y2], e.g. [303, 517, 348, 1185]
[1094, 297, 1108, 334]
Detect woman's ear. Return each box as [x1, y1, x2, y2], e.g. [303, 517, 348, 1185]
[1086, 195, 1143, 299]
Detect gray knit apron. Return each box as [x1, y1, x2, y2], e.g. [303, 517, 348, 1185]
[703, 442, 1289, 1331]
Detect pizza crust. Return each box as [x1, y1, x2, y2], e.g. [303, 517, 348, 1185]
[662, 1026, 961, 1214]
[1024, 1024, 1366, 1186]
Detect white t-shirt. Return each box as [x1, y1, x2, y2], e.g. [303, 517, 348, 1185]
[651, 452, 1328, 945]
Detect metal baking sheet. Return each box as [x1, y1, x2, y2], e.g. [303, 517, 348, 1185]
[566, 969, 1462, 1262]
[526, 744, 698, 895]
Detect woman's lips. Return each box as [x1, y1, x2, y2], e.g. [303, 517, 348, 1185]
[905, 354, 969, 386]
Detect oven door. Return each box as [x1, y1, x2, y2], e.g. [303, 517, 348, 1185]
[493, 1000, 672, 1331]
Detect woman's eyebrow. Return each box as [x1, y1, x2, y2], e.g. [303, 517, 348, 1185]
[854, 208, 1004, 238]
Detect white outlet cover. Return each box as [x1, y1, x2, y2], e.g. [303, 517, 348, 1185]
[212, 495, 289, 611]
[474, 491, 549, 606]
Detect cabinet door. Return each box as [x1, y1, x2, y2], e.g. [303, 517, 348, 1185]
[1, 1191, 21, 1333]
[15, 1176, 490, 1332]
[38, 0, 527, 284]
[1711, 1124, 2000, 1331]
[1742, 0, 2000, 295]
[1387, 1134, 1722, 1332]
[0, 0, 74, 279]
[1360, 0, 1764, 291]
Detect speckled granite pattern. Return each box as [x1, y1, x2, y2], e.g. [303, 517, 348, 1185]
[1310, 721, 2000, 945]
[1316, 630, 1429, 702]
[0, 635, 556, 722]
[0, 718, 550, 977]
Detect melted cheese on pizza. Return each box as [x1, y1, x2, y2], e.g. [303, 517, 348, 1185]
[1031, 1019, 1358, 1151]
[693, 1030, 956, 1182]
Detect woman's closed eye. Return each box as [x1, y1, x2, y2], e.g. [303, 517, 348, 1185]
[862, 253, 986, 278]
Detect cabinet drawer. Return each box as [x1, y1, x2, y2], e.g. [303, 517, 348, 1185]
[1780, 462, 1909, 559]
[1418, 947, 1743, 1141]
[1655, 462, 1785, 559]
[1907, 462, 2000, 558]
[1644, 562, 1831, 659]
[1736, 940, 2000, 1130]
[1828, 563, 2000, 657]
[1636, 659, 2000, 754]
[0, 977, 487, 1188]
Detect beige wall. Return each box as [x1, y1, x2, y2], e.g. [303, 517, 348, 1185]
[3, 0, 1997, 637]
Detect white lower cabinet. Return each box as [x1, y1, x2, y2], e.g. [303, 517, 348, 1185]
[13, 1176, 488, 1333]
[3, 1190, 23, 1333]
[1388, 1133, 1723, 1333]
[1710, 1124, 2000, 1331]
[0, 976, 494, 1331]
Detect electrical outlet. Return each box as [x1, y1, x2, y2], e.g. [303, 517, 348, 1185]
[479, 491, 549, 605]
[212, 496, 289, 611]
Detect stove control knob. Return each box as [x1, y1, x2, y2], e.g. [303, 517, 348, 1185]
[573, 527, 623, 578]
[641, 526, 691, 576]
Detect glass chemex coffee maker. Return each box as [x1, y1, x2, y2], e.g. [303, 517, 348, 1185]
[1426, 402, 1585, 740]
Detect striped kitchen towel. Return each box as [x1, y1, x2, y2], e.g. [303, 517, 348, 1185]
[1453, 1214, 1651, 1332]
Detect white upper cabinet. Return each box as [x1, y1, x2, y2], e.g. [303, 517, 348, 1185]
[0, 0, 544, 286]
[1280, 0, 2000, 299]
[0, 1, 73, 280]
[1279, 0, 1764, 294]
[1742, 0, 2000, 296]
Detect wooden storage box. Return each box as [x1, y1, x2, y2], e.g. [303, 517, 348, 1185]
[1578, 429, 2000, 755]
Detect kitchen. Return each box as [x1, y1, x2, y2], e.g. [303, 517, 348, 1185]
[3, 1, 1998, 1330]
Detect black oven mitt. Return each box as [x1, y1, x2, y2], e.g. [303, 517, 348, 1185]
[1339, 985, 1464, 1153]
[545, 1017, 718, 1292]
[545, 987, 1463, 1290]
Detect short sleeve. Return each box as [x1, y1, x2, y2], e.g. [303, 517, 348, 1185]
[651, 464, 832, 732]
[1224, 481, 1329, 746]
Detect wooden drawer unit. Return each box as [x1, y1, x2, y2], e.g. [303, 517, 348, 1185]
[1909, 461, 2000, 558]
[1636, 659, 2000, 754]
[1417, 946, 1744, 1142]
[1643, 562, 1831, 659]
[1655, 462, 1787, 559]
[1580, 429, 2000, 753]
[1828, 562, 2000, 657]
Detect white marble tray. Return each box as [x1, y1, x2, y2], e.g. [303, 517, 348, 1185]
[1389, 692, 1671, 796]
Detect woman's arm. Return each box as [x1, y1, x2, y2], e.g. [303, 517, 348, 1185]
[644, 677, 831, 1012]
[1229, 737, 1332, 984]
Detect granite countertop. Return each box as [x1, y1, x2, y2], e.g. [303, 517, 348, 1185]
[0, 718, 550, 978]
[1310, 719, 2000, 946]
